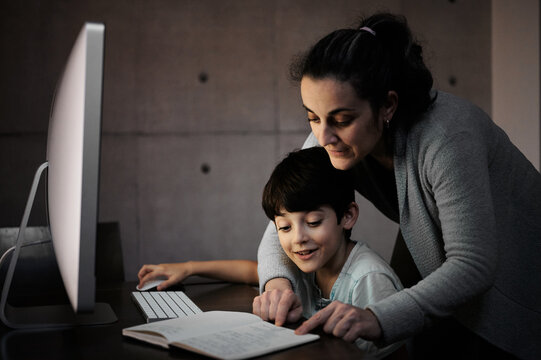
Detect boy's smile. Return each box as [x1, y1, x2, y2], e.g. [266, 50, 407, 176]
[295, 248, 318, 260]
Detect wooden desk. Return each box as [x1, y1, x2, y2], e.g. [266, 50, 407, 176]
[0, 282, 364, 359]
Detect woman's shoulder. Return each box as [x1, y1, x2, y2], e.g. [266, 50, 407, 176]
[402, 91, 496, 153]
[416, 91, 489, 132]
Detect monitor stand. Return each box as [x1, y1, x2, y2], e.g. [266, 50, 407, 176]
[0, 162, 117, 329]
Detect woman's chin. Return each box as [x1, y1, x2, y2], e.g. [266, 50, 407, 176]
[329, 157, 356, 170]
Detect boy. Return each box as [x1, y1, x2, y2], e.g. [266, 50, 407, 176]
[138, 147, 403, 358]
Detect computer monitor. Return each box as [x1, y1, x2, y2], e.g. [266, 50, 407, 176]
[0, 22, 117, 328]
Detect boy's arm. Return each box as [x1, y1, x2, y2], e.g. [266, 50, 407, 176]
[138, 260, 258, 290]
[188, 260, 259, 285]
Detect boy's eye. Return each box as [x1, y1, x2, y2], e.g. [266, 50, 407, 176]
[278, 225, 291, 232]
[307, 220, 322, 227]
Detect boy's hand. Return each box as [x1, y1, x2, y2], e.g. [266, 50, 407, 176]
[252, 281, 303, 326]
[137, 262, 193, 291]
[295, 301, 382, 342]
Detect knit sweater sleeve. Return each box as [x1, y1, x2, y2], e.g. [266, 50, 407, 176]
[368, 126, 498, 344]
[257, 133, 319, 293]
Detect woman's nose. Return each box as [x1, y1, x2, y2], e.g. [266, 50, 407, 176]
[317, 122, 338, 146]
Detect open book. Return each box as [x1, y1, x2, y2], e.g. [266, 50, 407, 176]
[122, 310, 319, 360]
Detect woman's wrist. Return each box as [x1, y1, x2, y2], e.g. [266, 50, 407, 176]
[264, 277, 293, 292]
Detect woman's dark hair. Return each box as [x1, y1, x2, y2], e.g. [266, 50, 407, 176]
[290, 12, 435, 135]
[262, 147, 355, 238]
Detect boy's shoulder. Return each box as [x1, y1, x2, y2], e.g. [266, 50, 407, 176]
[343, 241, 401, 284]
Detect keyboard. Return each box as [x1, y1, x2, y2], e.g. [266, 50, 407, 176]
[131, 291, 203, 323]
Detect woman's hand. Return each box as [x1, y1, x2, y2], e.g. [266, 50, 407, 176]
[295, 301, 382, 342]
[137, 262, 193, 291]
[252, 278, 303, 326]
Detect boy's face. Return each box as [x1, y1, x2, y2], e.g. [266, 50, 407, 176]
[274, 205, 355, 275]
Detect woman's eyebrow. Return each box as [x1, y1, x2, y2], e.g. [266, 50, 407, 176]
[302, 104, 356, 115]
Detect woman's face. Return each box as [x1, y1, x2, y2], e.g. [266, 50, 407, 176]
[300, 76, 387, 170]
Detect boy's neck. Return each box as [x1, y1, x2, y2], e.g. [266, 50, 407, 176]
[315, 239, 355, 298]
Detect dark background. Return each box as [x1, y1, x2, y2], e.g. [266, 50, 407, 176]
[0, 0, 498, 280]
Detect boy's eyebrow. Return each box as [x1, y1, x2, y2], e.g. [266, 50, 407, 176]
[302, 104, 356, 116]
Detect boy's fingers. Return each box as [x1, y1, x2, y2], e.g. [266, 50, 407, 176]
[137, 265, 150, 279]
[138, 264, 159, 281]
[156, 279, 171, 291]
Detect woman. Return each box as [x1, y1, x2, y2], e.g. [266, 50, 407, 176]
[253, 12, 541, 359]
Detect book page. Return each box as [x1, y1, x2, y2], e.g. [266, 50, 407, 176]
[123, 311, 262, 343]
[176, 320, 319, 360]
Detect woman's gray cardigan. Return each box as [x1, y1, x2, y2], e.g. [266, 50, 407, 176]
[257, 91, 541, 360]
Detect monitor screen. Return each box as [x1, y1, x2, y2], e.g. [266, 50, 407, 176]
[0, 22, 116, 328]
[46, 22, 104, 312]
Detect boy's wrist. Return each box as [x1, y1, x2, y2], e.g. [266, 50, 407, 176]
[184, 261, 196, 277]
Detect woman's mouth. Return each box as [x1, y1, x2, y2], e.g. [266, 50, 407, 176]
[327, 148, 348, 158]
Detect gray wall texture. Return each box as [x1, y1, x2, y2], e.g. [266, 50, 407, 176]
[1, 0, 491, 280]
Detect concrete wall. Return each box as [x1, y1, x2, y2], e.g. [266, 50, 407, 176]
[2, 0, 532, 281]
[492, 0, 540, 170]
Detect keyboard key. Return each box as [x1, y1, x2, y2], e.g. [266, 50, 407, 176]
[132, 292, 158, 320]
[131, 290, 202, 323]
[151, 292, 177, 318]
[159, 292, 186, 316]
[177, 291, 203, 314]
[141, 292, 167, 318]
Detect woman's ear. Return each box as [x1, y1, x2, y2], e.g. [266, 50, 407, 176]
[342, 202, 359, 230]
[383, 90, 398, 121]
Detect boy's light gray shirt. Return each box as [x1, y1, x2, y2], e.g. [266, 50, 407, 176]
[297, 241, 403, 358]
[256, 91, 541, 360]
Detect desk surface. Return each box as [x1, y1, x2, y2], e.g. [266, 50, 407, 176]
[0, 281, 364, 359]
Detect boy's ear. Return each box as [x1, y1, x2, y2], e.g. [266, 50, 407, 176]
[342, 202, 359, 230]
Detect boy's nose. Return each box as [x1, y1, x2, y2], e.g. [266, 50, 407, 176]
[292, 227, 309, 245]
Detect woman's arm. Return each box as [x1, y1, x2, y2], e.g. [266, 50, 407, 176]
[256, 222, 298, 292]
[256, 133, 319, 292]
[254, 132, 319, 324]
[254, 222, 304, 325]
[370, 126, 499, 345]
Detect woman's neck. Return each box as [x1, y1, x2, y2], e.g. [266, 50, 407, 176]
[370, 135, 394, 170]
[371, 153, 394, 170]
[315, 240, 355, 298]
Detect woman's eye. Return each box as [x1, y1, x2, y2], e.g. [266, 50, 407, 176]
[307, 117, 320, 124]
[334, 117, 353, 127]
